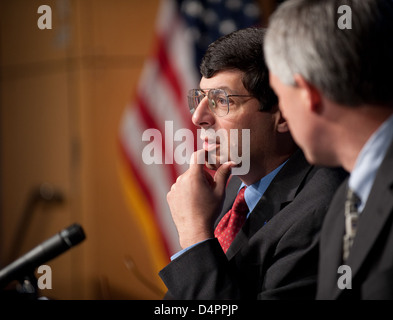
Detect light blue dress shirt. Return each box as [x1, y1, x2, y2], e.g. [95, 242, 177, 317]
[349, 114, 393, 212]
[241, 161, 286, 219]
[171, 161, 287, 261]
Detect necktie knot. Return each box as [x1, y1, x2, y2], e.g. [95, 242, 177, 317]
[346, 188, 361, 213]
[231, 187, 248, 215]
[214, 187, 249, 253]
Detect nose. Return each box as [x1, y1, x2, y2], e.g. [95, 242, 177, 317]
[192, 96, 215, 128]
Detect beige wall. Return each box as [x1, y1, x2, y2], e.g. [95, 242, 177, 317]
[0, 0, 275, 299]
[1, 0, 162, 300]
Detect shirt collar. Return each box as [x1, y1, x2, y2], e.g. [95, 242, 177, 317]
[349, 113, 393, 212]
[240, 161, 287, 214]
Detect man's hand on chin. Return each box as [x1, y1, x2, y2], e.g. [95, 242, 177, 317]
[167, 149, 236, 249]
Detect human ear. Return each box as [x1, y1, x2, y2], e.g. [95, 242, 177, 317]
[293, 74, 323, 114]
[275, 109, 290, 133]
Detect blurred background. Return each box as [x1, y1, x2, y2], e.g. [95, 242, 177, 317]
[0, 0, 281, 300]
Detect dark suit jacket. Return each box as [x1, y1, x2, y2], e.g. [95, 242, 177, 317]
[317, 140, 393, 300]
[159, 149, 348, 299]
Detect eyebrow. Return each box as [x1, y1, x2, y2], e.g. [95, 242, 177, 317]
[198, 86, 243, 95]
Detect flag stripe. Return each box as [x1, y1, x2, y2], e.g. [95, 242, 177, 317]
[135, 92, 180, 182]
[120, 104, 181, 254]
[119, 131, 172, 258]
[118, 0, 262, 271]
[156, 37, 184, 108]
[117, 145, 170, 275]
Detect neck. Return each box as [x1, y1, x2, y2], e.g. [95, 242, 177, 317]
[333, 105, 393, 172]
[240, 146, 298, 186]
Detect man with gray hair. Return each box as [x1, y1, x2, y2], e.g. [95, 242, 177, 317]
[264, 0, 393, 299]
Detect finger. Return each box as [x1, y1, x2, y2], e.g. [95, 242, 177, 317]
[214, 161, 236, 193]
[189, 149, 206, 170]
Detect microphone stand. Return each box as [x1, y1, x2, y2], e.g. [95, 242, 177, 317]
[0, 223, 85, 300]
[16, 272, 39, 300]
[1, 183, 64, 300]
[1, 272, 39, 300]
[7, 183, 64, 263]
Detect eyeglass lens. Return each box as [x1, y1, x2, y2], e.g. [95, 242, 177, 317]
[187, 89, 229, 117]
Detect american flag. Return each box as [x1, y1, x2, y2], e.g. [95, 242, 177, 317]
[118, 0, 261, 277]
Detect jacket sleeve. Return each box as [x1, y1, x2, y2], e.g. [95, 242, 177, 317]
[159, 238, 241, 299]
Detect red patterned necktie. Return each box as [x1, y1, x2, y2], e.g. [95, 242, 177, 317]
[214, 187, 249, 253]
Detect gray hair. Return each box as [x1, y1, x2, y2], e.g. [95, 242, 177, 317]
[264, 0, 393, 107]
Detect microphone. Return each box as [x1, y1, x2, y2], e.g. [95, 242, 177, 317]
[0, 223, 86, 288]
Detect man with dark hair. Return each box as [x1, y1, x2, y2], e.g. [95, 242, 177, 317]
[265, 0, 393, 299]
[159, 27, 347, 299]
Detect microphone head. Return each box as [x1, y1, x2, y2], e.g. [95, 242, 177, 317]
[0, 223, 86, 289]
[60, 224, 86, 247]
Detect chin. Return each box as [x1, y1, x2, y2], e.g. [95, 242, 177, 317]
[305, 148, 337, 168]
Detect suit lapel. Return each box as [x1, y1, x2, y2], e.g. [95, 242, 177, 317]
[317, 181, 347, 299]
[225, 149, 313, 259]
[245, 149, 312, 238]
[214, 176, 242, 229]
[347, 185, 393, 277]
[337, 142, 393, 298]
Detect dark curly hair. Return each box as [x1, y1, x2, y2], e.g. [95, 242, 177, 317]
[200, 27, 278, 111]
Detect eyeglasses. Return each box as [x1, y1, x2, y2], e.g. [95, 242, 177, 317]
[187, 88, 253, 117]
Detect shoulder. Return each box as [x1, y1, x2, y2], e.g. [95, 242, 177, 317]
[303, 166, 349, 193]
[259, 166, 348, 243]
[271, 166, 348, 234]
[291, 166, 348, 214]
[268, 168, 348, 252]
[276, 149, 348, 193]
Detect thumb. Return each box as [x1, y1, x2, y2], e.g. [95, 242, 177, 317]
[214, 161, 236, 193]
